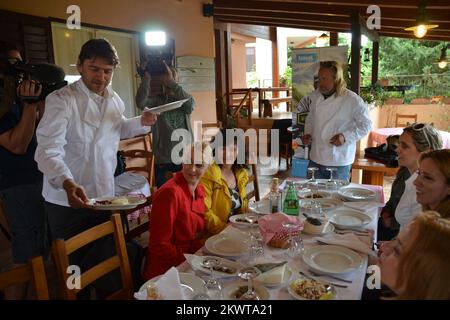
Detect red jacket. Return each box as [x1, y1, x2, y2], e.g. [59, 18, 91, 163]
[143, 172, 205, 279]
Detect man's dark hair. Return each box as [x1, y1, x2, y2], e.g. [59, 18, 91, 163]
[0, 40, 21, 57]
[78, 38, 119, 67]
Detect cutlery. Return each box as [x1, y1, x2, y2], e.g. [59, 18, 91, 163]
[308, 269, 353, 283]
[334, 229, 370, 236]
[298, 271, 348, 288]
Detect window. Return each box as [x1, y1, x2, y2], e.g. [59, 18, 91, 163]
[246, 46, 256, 72]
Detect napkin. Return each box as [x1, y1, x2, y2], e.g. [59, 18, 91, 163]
[343, 201, 384, 212]
[134, 267, 185, 300]
[258, 212, 304, 244]
[315, 233, 373, 255]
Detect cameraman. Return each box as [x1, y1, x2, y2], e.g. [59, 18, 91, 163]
[136, 59, 195, 187]
[0, 41, 48, 299]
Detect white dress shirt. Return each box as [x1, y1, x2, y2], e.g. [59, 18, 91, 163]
[395, 172, 421, 229]
[305, 88, 372, 166]
[35, 80, 150, 206]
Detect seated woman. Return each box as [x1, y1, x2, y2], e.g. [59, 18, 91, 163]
[143, 142, 213, 279]
[378, 211, 450, 299]
[201, 128, 249, 238]
[378, 123, 442, 240]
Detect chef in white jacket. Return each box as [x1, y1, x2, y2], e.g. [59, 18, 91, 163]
[303, 61, 372, 181]
[35, 39, 157, 242]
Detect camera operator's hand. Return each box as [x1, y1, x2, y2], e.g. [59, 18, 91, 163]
[17, 80, 42, 105]
[137, 58, 150, 79]
[162, 61, 174, 85]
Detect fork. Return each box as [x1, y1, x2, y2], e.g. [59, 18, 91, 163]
[334, 229, 370, 236]
[308, 269, 353, 283]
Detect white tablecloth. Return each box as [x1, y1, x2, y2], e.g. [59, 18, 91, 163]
[176, 180, 383, 300]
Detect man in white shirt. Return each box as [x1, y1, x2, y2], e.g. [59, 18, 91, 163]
[35, 39, 157, 242]
[303, 61, 372, 181]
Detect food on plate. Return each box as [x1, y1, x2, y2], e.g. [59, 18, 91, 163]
[235, 218, 258, 224]
[233, 286, 250, 299]
[303, 216, 329, 234]
[93, 197, 129, 206]
[290, 278, 333, 300]
[200, 262, 236, 274]
[146, 282, 161, 300]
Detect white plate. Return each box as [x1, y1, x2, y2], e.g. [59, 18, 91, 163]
[254, 263, 293, 287]
[205, 234, 250, 257]
[299, 198, 342, 211]
[287, 277, 337, 300]
[190, 255, 242, 278]
[297, 190, 331, 199]
[222, 280, 270, 300]
[248, 199, 272, 215]
[143, 98, 189, 114]
[338, 187, 376, 201]
[302, 222, 335, 235]
[229, 214, 259, 228]
[88, 195, 146, 210]
[294, 179, 349, 190]
[140, 273, 206, 299]
[328, 209, 372, 229]
[303, 245, 363, 275]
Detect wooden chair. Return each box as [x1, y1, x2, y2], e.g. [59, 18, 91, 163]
[121, 149, 155, 187]
[0, 256, 49, 300]
[52, 214, 133, 300]
[395, 114, 417, 127]
[246, 164, 260, 202]
[124, 195, 152, 250]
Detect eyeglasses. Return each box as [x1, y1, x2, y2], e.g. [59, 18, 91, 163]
[410, 123, 431, 148]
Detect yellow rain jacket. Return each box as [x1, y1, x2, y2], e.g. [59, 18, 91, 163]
[201, 162, 249, 238]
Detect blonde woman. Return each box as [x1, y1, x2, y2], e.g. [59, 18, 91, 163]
[303, 60, 372, 181]
[378, 211, 450, 299]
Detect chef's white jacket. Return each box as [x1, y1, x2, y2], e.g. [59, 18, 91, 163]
[35, 80, 150, 206]
[305, 88, 372, 166]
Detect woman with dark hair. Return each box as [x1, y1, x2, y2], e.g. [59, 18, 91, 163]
[201, 128, 249, 238]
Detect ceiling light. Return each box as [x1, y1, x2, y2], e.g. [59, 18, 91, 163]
[404, 1, 438, 38]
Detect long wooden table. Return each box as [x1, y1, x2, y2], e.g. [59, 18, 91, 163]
[352, 158, 399, 187]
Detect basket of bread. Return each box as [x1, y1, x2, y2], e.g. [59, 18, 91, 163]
[258, 213, 304, 249]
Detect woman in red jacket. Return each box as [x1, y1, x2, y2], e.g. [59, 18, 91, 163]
[143, 142, 213, 279]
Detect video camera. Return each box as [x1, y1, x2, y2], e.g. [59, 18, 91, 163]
[0, 57, 67, 103]
[145, 52, 174, 76]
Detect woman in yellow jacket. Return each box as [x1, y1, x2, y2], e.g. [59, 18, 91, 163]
[201, 129, 249, 238]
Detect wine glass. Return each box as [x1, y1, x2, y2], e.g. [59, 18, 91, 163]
[282, 221, 304, 258]
[249, 230, 264, 263]
[238, 267, 261, 300]
[307, 167, 319, 197]
[325, 167, 339, 193]
[308, 200, 324, 219]
[202, 257, 223, 300]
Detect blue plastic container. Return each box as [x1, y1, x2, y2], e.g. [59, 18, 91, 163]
[292, 158, 309, 178]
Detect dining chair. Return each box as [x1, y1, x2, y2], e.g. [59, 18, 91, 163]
[52, 214, 133, 300]
[121, 149, 155, 188]
[0, 255, 49, 300]
[246, 164, 260, 202]
[395, 114, 417, 127]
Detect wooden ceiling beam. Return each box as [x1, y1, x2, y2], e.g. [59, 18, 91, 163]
[266, 0, 450, 9]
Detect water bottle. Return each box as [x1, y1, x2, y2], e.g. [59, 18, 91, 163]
[283, 181, 299, 216]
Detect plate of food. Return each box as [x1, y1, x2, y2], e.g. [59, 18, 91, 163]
[287, 277, 337, 300]
[297, 190, 331, 199]
[88, 195, 146, 210]
[299, 198, 342, 211]
[248, 199, 272, 215]
[229, 214, 259, 228]
[143, 98, 189, 114]
[222, 281, 270, 300]
[301, 216, 335, 235]
[253, 261, 292, 287]
[189, 255, 242, 278]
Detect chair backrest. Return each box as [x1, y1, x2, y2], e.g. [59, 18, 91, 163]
[246, 164, 260, 202]
[395, 114, 417, 127]
[122, 149, 155, 187]
[0, 256, 49, 300]
[52, 214, 133, 300]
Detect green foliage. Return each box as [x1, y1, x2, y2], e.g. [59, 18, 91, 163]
[360, 83, 388, 107]
[280, 65, 292, 87]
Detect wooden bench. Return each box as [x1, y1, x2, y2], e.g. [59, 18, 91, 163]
[351, 158, 399, 187]
[261, 96, 292, 117]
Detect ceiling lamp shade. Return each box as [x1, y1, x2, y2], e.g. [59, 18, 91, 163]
[436, 45, 448, 69]
[405, 1, 438, 38]
[318, 32, 330, 39]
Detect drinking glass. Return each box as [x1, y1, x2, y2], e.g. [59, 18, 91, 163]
[238, 267, 261, 300]
[307, 167, 319, 197]
[325, 167, 339, 193]
[282, 221, 304, 258]
[202, 257, 223, 299]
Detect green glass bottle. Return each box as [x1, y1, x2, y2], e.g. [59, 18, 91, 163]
[283, 181, 299, 216]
